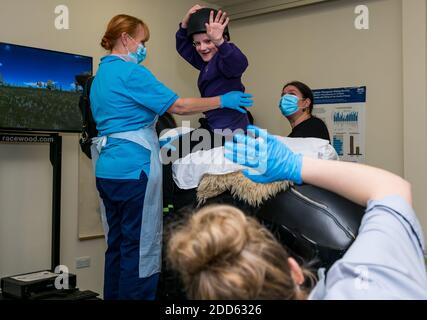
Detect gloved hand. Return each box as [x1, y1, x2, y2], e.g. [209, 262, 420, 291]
[220, 91, 253, 113]
[279, 94, 299, 117]
[224, 125, 303, 184]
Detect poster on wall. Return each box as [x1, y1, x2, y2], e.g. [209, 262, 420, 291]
[312, 87, 366, 163]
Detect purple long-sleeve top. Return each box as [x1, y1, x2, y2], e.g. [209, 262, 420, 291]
[176, 24, 250, 131]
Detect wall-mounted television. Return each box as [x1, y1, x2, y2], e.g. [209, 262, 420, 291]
[0, 42, 93, 133]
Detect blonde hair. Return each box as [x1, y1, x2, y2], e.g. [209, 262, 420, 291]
[101, 14, 150, 51]
[167, 205, 311, 300]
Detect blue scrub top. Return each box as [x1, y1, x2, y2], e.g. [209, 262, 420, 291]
[90, 55, 179, 180]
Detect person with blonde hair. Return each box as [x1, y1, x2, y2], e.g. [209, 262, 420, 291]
[168, 125, 427, 299]
[168, 205, 313, 300]
[90, 14, 253, 300]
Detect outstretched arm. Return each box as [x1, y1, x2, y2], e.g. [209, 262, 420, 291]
[225, 126, 427, 300]
[168, 91, 253, 115]
[224, 125, 411, 206]
[302, 157, 411, 206]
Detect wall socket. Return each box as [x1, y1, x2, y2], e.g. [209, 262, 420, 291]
[76, 256, 91, 269]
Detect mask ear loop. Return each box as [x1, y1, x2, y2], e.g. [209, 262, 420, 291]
[124, 33, 137, 54]
[121, 33, 130, 54]
[301, 98, 310, 113]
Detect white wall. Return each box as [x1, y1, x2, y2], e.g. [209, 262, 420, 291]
[0, 0, 208, 295]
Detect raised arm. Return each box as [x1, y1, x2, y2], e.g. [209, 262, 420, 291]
[206, 10, 248, 78]
[216, 43, 249, 78]
[176, 5, 205, 70]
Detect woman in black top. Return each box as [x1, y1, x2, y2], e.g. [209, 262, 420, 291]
[280, 81, 330, 142]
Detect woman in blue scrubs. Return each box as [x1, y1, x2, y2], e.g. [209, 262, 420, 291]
[90, 14, 253, 300]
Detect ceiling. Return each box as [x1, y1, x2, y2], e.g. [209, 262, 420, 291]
[206, 0, 255, 6]
[205, 0, 333, 20]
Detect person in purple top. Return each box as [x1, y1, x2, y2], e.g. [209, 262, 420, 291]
[176, 5, 250, 132]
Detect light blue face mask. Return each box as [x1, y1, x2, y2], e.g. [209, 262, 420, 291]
[279, 94, 300, 117]
[126, 35, 147, 64]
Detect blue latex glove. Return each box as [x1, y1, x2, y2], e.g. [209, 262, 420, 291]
[279, 94, 299, 117]
[220, 91, 253, 113]
[224, 125, 303, 184]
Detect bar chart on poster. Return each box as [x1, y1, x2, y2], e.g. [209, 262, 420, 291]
[348, 135, 363, 157]
[333, 134, 344, 157]
[313, 87, 366, 163]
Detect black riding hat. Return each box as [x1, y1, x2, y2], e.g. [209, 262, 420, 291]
[187, 8, 230, 41]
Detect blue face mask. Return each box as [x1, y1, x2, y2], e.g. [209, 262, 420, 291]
[126, 35, 147, 64]
[127, 43, 147, 64]
[279, 94, 300, 117]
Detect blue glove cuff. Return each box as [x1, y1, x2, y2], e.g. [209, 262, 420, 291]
[288, 153, 303, 185]
[219, 95, 225, 108]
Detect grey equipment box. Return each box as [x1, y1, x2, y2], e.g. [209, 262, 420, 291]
[1, 270, 77, 299]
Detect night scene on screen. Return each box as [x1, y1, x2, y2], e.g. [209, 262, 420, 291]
[0, 43, 92, 132]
